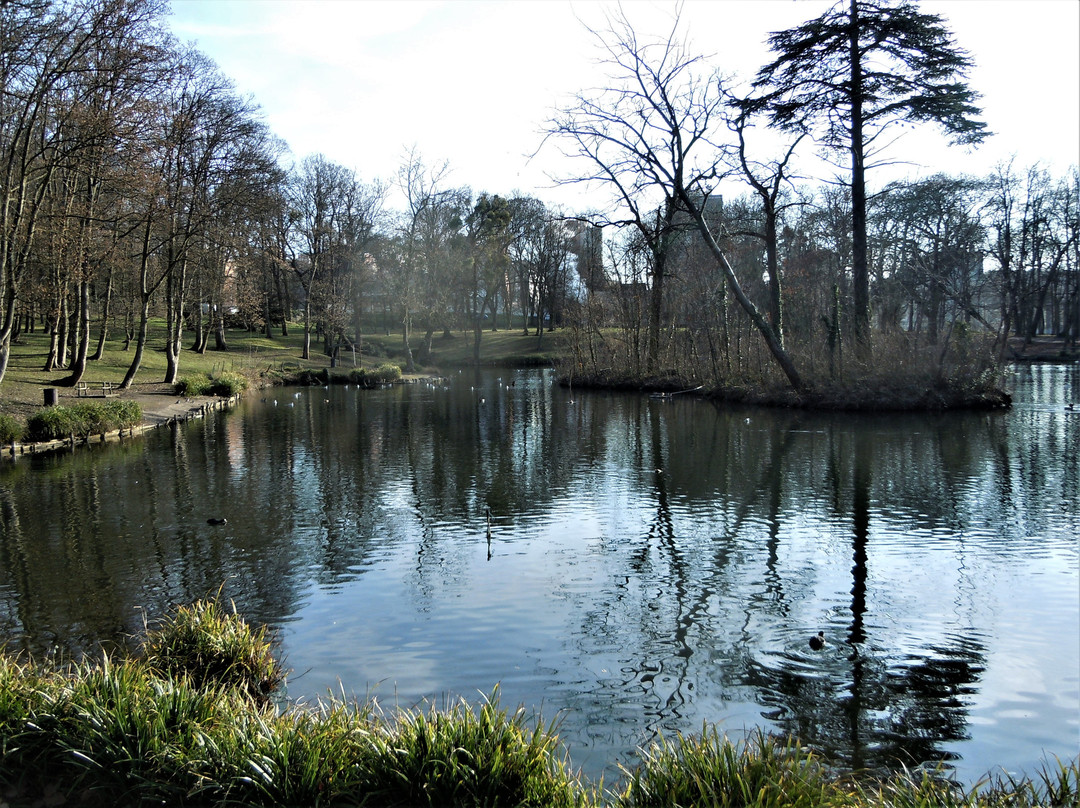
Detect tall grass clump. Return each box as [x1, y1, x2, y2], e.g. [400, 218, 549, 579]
[613, 727, 836, 808]
[24, 400, 143, 441]
[0, 413, 23, 443]
[234, 701, 382, 805]
[141, 596, 285, 705]
[209, 370, 247, 396]
[952, 758, 1079, 808]
[101, 398, 142, 429]
[174, 371, 213, 396]
[361, 691, 587, 808]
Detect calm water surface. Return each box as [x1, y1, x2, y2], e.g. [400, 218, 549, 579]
[1, 364, 1077, 782]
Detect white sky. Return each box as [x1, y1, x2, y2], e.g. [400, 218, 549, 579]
[167, 0, 1080, 212]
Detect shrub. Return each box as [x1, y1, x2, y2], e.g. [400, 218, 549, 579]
[69, 401, 111, 436]
[24, 401, 143, 442]
[209, 370, 247, 396]
[0, 414, 22, 444]
[102, 399, 142, 429]
[174, 372, 212, 396]
[26, 406, 80, 441]
[141, 596, 285, 705]
[370, 362, 402, 383]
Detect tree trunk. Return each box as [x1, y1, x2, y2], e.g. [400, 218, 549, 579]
[121, 293, 151, 389]
[164, 251, 189, 386]
[61, 280, 91, 385]
[681, 190, 804, 392]
[764, 208, 784, 349]
[849, 0, 871, 347]
[213, 307, 228, 350]
[302, 296, 312, 359]
[90, 266, 114, 361]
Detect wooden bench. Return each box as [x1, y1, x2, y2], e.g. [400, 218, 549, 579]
[76, 381, 116, 398]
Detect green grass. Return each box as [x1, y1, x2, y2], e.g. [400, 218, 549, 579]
[0, 600, 1075, 807]
[24, 399, 142, 441]
[141, 596, 286, 706]
[0, 412, 24, 443]
[612, 727, 836, 808]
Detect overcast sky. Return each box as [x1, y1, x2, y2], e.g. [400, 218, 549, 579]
[167, 0, 1080, 211]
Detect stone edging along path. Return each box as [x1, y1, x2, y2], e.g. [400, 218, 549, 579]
[2, 392, 242, 460]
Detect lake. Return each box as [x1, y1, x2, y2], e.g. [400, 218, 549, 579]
[1, 363, 1076, 783]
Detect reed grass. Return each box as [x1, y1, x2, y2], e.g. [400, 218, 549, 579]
[0, 600, 1075, 807]
[612, 727, 839, 808]
[0, 413, 22, 442]
[23, 399, 142, 441]
[141, 596, 286, 705]
[358, 691, 588, 807]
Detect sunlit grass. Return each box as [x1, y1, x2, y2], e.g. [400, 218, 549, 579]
[141, 595, 285, 705]
[0, 599, 1075, 807]
[612, 727, 838, 808]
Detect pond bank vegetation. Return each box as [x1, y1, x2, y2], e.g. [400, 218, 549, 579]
[564, 328, 1013, 412]
[1, 598, 1075, 808]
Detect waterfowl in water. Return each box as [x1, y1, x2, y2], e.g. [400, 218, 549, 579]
[207, 517, 227, 526]
[809, 631, 825, 651]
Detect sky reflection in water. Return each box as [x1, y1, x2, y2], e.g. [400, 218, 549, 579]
[0, 364, 1076, 783]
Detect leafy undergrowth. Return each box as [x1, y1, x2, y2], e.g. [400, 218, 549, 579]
[0, 598, 1075, 807]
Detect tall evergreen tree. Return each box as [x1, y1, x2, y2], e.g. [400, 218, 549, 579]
[753, 0, 989, 346]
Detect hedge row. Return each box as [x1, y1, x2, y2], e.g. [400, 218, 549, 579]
[24, 400, 143, 442]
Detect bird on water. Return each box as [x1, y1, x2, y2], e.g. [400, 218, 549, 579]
[809, 631, 825, 651]
[207, 517, 227, 526]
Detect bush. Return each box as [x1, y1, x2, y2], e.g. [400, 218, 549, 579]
[24, 401, 143, 442]
[209, 370, 247, 396]
[26, 406, 81, 441]
[141, 596, 285, 705]
[0, 413, 22, 444]
[347, 362, 403, 388]
[370, 362, 402, 383]
[69, 401, 111, 436]
[174, 372, 212, 396]
[102, 398, 142, 429]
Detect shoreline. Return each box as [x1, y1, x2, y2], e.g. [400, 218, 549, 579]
[4, 340, 1075, 459]
[2, 389, 241, 460]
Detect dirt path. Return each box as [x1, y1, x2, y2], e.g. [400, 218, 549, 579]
[118, 389, 228, 426]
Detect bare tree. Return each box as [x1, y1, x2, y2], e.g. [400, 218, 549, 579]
[394, 147, 451, 373]
[546, 6, 803, 390]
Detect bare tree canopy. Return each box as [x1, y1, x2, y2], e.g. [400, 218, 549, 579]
[546, 6, 804, 389]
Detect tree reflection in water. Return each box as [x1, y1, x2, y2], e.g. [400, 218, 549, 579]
[0, 366, 1074, 782]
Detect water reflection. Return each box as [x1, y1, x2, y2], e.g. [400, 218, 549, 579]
[0, 365, 1076, 783]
